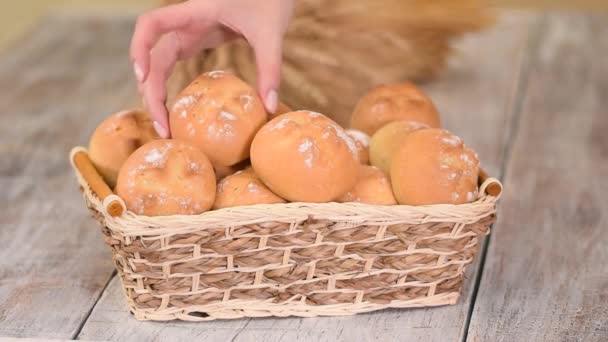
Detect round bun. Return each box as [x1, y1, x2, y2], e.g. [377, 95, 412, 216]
[88, 109, 158, 188]
[251, 110, 359, 202]
[369, 120, 429, 173]
[338, 165, 396, 205]
[115, 139, 216, 216]
[346, 129, 370, 164]
[214, 169, 286, 209]
[213, 159, 250, 181]
[268, 102, 293, 121]
[350, 82, 440, 135]
[169, 70, 267, 166]
[390, 129, 479, 205]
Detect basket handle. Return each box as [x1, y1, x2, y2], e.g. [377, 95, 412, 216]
[479, 168, 502, 197]
[72, 150, 124, 217]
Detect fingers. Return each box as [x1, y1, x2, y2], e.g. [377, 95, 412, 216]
[250, 32, 283, 113]
[142, 33, 181, 138]
[130, 2, 197, 83]
[240, 0, 294, 113]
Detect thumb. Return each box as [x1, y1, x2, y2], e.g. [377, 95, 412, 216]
[250, 33, 283, 113]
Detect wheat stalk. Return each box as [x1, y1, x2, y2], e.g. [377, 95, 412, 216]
[162, 0, 493, 125]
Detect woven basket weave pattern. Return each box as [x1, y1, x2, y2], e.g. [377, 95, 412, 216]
[74, 152, 499, 321]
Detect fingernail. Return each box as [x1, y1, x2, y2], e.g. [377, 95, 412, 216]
[153, 121, 169, 139]
[264, 89, 278, 113]
[134, 62, 144, 82]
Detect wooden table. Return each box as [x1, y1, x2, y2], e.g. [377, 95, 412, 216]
[0, 11, 606, 342]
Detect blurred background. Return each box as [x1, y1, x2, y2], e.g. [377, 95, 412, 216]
[1, 0, 607, 49]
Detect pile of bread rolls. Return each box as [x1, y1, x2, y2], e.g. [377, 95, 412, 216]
[88, 71, 480, 216]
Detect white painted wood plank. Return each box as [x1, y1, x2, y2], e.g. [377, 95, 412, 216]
[77, 277, 246, 341]
[467, 13, 608, 342]
[0, 16, 137, 338]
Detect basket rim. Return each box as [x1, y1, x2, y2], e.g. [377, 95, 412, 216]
[70, 146, 501, 236]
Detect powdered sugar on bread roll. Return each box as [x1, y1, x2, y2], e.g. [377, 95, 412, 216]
[369, 120, 429, 173]
[214, 169, 285, 209]
[346, 129, 371, 164]
[88, 109, 158, 188]
[350, 82, 440, 135]
[338, 165, 396, 205]
[115, 140, 216, 216]
[169, 71, 267, 167]
[391, 129, 479, 205]
[251, 110, 359, 202]
[213, 160, 250, 182]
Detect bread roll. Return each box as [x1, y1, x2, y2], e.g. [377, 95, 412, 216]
[88, 109, 158, 188]
[391, 129, 479, 205]
[369, 120, 429, 173]
[350, 82, 440, 135]
[213, 159, 250, 181]
[169, 70, 267, 166]
[251, 110, 359, 202]
[268, 102, 293, 121]
[346, 129, 370, 165]
[338, 165, 397, 205]
[115, 139, 216, 216]
[214, 169, 286, 209]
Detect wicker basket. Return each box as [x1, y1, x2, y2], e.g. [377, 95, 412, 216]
[70, 147, 502, 321]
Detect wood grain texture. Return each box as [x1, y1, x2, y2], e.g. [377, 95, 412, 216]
[0, 16, 138, 338]
[77, 12, 539, 342]
[467, 13, 608, 342]
[76, 277, 247, 341]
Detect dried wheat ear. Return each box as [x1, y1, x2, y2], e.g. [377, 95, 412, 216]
[163, 0, 493, 125]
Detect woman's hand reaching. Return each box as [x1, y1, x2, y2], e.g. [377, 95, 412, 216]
[130, 0, 294, 138]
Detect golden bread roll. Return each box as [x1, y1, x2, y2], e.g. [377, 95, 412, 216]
[268, 102, 293, 121]
[213, 159, 250, 181]
[115, 139, 216, 216]
[350, 82, 440, 135]
[88, 109, 158, 188]
[338, 165, 397, 205]
[346, 129, 371, 165]
[369, 120, 430, 173]
[391, 129, 479, 205]
[169, 70, 267, 166]
[251, 110, 359, 202]
[213, 169, 286, 209]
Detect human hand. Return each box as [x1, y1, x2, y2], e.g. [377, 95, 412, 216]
[130, 0, 295, 138]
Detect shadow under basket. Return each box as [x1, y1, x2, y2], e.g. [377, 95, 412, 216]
[70, 147, 502, 321]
